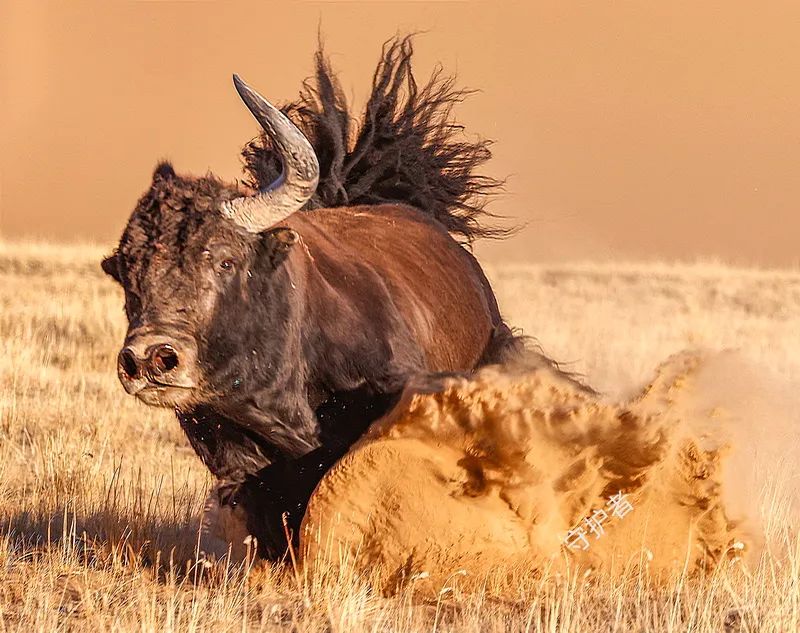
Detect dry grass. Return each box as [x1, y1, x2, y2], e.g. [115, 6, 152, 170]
[0, 240, 798, 631]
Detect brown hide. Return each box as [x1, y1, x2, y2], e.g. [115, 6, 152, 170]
[285, 203, 495, 374]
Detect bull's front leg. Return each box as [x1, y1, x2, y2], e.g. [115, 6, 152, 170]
[179, 403, 332, 560]
[185, 386, 403, 562]
[199, 481, 253, 562]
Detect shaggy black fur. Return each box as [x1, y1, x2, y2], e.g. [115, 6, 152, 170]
[241, 35, 507, 243]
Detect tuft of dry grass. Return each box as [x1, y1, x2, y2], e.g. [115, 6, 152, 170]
[0, 240, 797, 631]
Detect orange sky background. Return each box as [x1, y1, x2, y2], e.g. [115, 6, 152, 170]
[1, 1, 799, 265]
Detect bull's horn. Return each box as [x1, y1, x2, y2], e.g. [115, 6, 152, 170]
[220, 74, 319, 233]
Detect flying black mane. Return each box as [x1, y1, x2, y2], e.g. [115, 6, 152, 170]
[241, 36, 505, 243]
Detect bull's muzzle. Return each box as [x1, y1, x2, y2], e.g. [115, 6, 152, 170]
[117, 329, 199, 404]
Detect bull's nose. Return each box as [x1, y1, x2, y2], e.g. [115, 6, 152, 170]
[118, 347, 142, 380]
[150, 343, 179, 375]
[117, 331, 198, 392]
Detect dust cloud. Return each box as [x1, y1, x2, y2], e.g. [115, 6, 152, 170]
[301, 350, 800, 591]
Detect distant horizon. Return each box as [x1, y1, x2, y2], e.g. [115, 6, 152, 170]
[3, 1, 800, 267]
[2, 238, 797, 276]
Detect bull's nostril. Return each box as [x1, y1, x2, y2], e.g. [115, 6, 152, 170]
[151, 344, 179, 374]
[119, 349, 140, 379]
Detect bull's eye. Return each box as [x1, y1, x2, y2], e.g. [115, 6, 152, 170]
[218, 259, 235, 273]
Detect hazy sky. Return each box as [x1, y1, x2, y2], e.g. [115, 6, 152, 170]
[2, 1, 799, 265]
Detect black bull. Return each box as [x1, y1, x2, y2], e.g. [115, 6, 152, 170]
[101, 37, 535, 557]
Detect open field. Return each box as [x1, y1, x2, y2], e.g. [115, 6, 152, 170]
[0, 240, 798, 631]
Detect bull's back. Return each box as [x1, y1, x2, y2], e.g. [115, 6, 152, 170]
[290, 204, 495, 372]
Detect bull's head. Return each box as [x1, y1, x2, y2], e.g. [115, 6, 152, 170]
[102, 76, 319, 412]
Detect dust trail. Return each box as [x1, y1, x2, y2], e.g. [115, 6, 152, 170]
[659, 351, 800, 556]
[301, 350, 800, 590]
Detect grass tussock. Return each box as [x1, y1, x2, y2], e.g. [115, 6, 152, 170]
[0, 240, 798, 631]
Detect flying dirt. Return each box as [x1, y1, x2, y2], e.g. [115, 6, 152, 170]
[299, 349, 800, 592]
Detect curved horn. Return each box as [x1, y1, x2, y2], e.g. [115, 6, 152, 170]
[220, 74, 319, 233]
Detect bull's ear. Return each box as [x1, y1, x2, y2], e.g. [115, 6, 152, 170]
[260, 227, 299, 268]
[270, 227, 299, 248]
[101, 252, 122, 283]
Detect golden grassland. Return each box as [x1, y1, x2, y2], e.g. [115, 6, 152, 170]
[0, 240, 798, 631]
